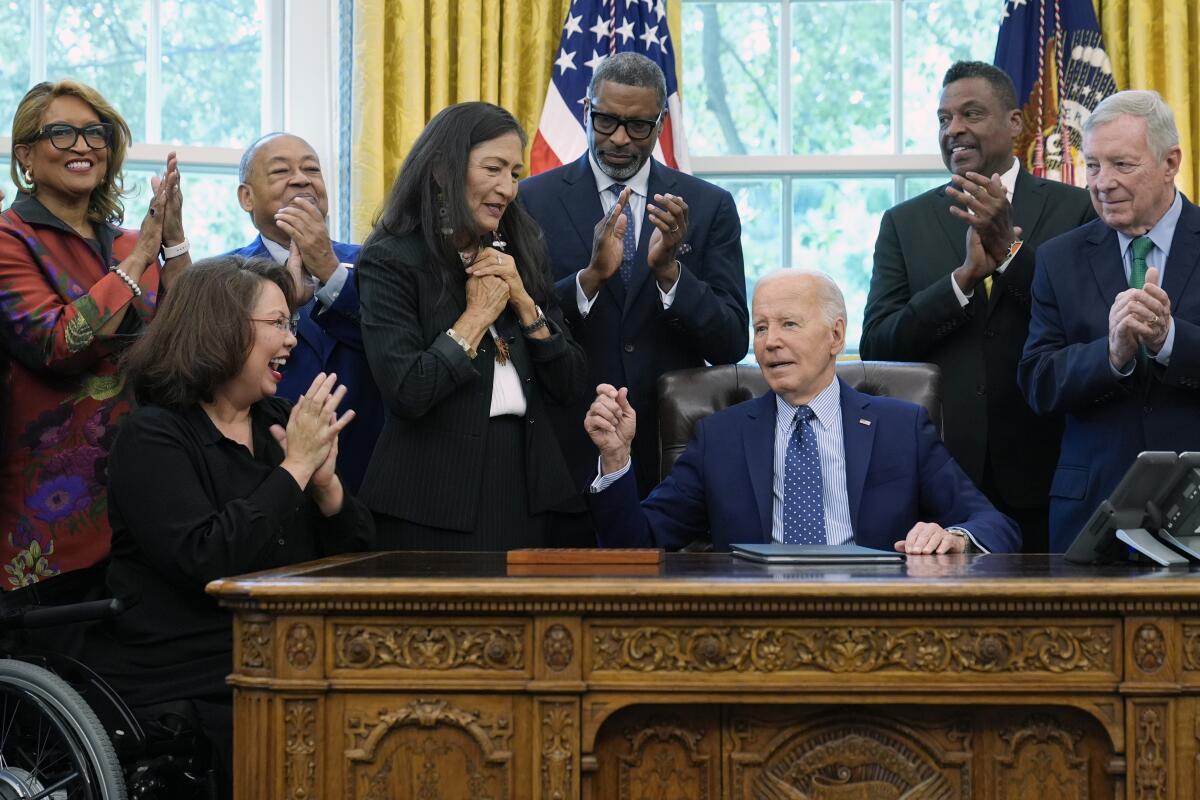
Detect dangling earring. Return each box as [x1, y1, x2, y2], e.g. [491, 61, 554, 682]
[436, 189, 454, 236]
[22, 165, 34, 192]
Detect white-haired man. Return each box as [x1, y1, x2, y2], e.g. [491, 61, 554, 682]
[586, 270, 1020, 554]
[1020, 90, 1200, 551]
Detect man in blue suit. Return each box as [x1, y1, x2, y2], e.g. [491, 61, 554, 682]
[521, 53, 748, 519]
[585, 270, 1020, 554]
[1019, 91, 1200, 552]
[229, 132, 382, 493]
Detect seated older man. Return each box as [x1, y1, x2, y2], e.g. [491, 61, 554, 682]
[229, 132, 382, 493]
[585, 270, 1021, 554]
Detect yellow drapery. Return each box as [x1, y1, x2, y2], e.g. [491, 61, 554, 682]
[349, 0, 572, 240]
[1096, 0, 1200, 198]
[349, 0, 685, 242]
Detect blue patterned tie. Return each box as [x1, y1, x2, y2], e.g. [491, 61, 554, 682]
[783, 406, 827, 545]
[609, 183, 635, 284]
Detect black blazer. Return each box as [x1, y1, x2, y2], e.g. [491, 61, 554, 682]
[356, 231, 586, 531]
[860, 170, 1095, 509]
[1020, 195, 1200, 550]
[520, 154, 748, 496]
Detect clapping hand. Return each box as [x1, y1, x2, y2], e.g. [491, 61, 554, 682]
[276, 195, 339, 283]
[1108, 267, 1171, 369]
[465, 246, 536, 319]
[579, 186, 631, 299]
[585, 383, 637, 476]
[151, 151, 185, 251]
[946, 171, 1017, 263]
[646, 192, 688, 288]
[271, 373, 355, 515]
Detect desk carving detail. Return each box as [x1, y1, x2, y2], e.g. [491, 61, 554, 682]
[240, 621, 272, 670]
[591, 624, 1113, 674]
[543, 625, 574, 672]
[286, 623, 316, 671]
[1133, 624, 1166, 673]
[1183, 626, 1200, 669]
[334, 624, 525, 671]
[994, 715, 1087, 799]
[541, 702, 574, 799]
[283, 699, 316, 800]
[343, 699, 512, 799]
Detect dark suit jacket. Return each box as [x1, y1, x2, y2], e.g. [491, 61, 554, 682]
[228, 235, 382, 494]
[1019, 194, 1200, 551]
[520, 155, 748, 497]
[355, 231, 587, 536]
[860, 170, 1094, 510]
[590, 379, 1020, 553]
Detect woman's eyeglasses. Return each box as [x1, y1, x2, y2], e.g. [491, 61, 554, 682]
[250, 316, 298, 335]
[31, 123, 113, 151]
[588, 110, 662, 140]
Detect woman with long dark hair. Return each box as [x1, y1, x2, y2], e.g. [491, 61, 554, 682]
[357, 101, 586, 549]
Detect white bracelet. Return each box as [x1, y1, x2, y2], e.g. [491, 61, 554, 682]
[160, 237, 190, 259]
[110, 266, 143, 297]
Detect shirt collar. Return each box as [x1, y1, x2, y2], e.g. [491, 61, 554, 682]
[260, 234, 290, 264]
[9, 190, 121, 255]
[775, 374, 841, 431]
[588, 151, 652, 199]
[1117, 190, 1183, 259]
[999, 156, 1020, 202]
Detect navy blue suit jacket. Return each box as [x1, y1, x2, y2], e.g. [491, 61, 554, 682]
[228, 236, 383, 493]
[1019, 195, 1200, 551]
[589, 380, 1021, 553]
[520, 155, 748, 497]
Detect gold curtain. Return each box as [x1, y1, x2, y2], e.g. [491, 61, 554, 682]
[349, 0, 572, 240]
[1096, 0, 1200, 198]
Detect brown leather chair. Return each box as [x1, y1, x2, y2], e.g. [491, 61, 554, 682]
[657, 361, 942, 480]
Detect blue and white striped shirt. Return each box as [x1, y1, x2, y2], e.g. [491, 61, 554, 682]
[772, 378, 854, 545]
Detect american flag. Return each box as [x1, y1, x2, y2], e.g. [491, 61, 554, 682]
[994, 0, 1116, 187]
[530, 0, 690, 176]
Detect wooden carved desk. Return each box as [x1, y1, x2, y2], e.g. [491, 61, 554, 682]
[209, 552, 1200, 799]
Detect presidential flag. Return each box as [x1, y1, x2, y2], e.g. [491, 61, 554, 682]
[994, 0, 1116, 187]
[530, 0, 689, 176]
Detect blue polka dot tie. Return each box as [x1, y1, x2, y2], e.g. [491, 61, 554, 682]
[783, 406, 827, 545]
[609, 183, 636, 284]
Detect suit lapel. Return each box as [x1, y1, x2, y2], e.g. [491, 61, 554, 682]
[839, 380, 875, 534]
[1086, 224, 1128, 308]
[742, 393, 777, 542]
[563, 155, 626, 308]
[1161, 196, 1200, 302]
[986, 170, 1047, 319]
[933, 185, 968, 265]
[623, 160, 677, 315]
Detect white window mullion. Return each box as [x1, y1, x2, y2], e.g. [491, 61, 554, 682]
[780, 0, 792, 157]
[145, 0, 162, 143]
[262, 0, 286, 133]
[891, 0, 903, 156]
[30, 0, 47, 83]
[782, 174, 792, 269]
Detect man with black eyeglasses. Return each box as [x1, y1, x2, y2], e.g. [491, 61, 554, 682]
[521, 52, 748, 541]
[227, 132, 382, 493]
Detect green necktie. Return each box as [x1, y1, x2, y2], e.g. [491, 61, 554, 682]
[1130, 235, 1154, 289]
[1130, 236, 1155, 366]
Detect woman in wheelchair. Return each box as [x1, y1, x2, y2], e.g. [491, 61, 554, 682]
[86, 255, 375, 799]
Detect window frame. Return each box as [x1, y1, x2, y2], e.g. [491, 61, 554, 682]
[0, 0, 345, 239]
[685, 0, 968, 269]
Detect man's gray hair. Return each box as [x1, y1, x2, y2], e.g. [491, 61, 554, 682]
[588, 52, 667, 110]
[239, 131, 288, 183]
[1084, 90, 1179, 162]
[756, 269, 847, 327]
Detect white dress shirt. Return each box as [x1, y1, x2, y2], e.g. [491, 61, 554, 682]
[574, 154, 679, 315]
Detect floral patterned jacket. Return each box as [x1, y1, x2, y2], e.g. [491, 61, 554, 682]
[0, 193, 160, 587]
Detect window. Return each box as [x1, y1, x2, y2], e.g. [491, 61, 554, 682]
[681, 0, 1001, 353]
[0, 0, 343, 258]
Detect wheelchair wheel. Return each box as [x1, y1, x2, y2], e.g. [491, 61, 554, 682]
[0, 658, 127, 800]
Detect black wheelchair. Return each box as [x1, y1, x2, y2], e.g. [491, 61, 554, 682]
[0, 598, 216, 799]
